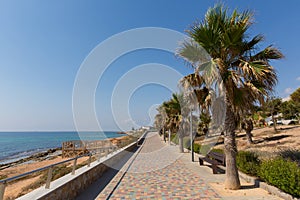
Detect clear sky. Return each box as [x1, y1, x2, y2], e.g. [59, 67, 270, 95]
[0, 0, 299, 131]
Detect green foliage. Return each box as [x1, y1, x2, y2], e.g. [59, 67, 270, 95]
[236, 151, 260, 176]
[0, 174, 7, 180]
[52, 165, 72, 180]
[183, 137, 191, 149]
[253, 113, 259, 121]
[212, 148, 224, 154]
[171, 133, 179, 144]
[198, 112, 211, 135]
[263, 97, 282, 116]
[259, 158, 300, 197]
[191, 143, 223, 155]
[193, 143, 201, 153]
[291, 87, 300, 104]
[281, 100, 300, 119]
[279, 149, 300, 166]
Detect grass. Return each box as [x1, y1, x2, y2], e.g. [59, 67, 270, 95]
[0, 174, 7, 180]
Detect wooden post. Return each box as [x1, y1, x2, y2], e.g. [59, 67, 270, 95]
[45, 167, 53, 189]
[0, 182, 6, 200]
[88, 154, 92, 167]
[72, 158, 77, 175]
[105, 148, 109, 157]
[97, 149, 102, 162]
[168, 129, 171, 145]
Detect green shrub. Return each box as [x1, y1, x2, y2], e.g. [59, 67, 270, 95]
[193, 143, 201, 153]
[188, 143, 199, 152]
[183, 137, 191, 149]
[259, 158, 300, 197]
[0, 174, 7, 180]
[279, 149, 300, 166]
[199, 144, 212, 155]
[211, 148, 223, 154]
[190, 143, 223, 155]
[236, 151, 260, 176]
[171, 134, 178, 144]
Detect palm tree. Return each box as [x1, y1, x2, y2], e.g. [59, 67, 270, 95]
[158, 93, 186, 152]
[241, 118, 254, 144]
[177, 4, 283, 189]
[180, 73, 210, 135]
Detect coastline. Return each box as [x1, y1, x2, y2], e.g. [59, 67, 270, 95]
[0, 133, 130, 199]
[0, 147, 62, 170]
[0, 133, 128, 171]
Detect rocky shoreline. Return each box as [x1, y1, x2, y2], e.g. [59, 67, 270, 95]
[0, 135, 130, 172]
[0, 147, 62, 171]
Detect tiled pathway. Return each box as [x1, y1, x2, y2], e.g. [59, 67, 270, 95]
[95, 131, 281, 200]
[97, 132, 221, 199]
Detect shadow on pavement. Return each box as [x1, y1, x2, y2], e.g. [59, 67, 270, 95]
[75, 146, 139, 200]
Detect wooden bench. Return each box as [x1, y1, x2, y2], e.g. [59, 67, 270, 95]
[199, 151, 225, 174]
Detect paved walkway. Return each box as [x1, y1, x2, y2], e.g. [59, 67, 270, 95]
[93, 131, 280, 200]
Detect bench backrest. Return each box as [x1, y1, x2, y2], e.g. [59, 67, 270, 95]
[208, 151, 225, 165]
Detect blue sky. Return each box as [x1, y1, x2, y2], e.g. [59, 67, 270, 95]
[0, 0, 299, 131]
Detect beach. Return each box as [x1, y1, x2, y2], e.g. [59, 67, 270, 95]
[0, 134, 130, 200]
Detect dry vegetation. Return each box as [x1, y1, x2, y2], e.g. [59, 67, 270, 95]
[0, 135, 132, 200]
[215, 125, 300, 160]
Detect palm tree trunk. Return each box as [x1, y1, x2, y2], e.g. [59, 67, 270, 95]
[224, 105, 241, 190]
[246, 130, 253, 144]
[271, 114, 277, 132]
[244, 119, 254, 145]
[178, 128, 184, 153]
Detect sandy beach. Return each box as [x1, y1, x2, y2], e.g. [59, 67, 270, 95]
[2, 126, 299, 199]
[0, 135, 130, 200]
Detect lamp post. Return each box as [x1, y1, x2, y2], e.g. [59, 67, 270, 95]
[168, 129, 171, 145]
[190, 111, 194, 161]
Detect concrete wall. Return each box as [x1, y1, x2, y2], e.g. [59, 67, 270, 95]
[17, 142, 138, 200]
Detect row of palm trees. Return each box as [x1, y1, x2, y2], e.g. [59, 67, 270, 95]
[154, 4, 283, 189]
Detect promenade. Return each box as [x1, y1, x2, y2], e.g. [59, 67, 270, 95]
[79, 131, 281, 200]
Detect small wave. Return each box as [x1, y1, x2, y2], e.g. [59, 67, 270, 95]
[0, 147, 59, 165]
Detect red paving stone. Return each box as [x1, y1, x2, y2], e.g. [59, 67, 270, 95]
[97, 132, 221, 199]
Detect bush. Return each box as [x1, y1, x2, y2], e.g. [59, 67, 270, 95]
[259, 158, 300, 197]
[171, 134, 178, 144]
[183, 137, 191, 149]
[279, 149, 300, 166]
[212, 148, 223, 154]
[188, 143, 200, 152]
[0, 174, 7, 180]
[191, 143, 223, 155]
[193, 143, 201, 153]
[236, 151, 260, 176]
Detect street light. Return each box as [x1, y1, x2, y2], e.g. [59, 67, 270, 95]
[190, 110, 194, 162]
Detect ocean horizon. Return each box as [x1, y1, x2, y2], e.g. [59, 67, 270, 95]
[0, 131, 125, 164]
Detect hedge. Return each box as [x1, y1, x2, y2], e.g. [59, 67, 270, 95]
[236, 151, 260, 176]
[259, 157, 300, 198]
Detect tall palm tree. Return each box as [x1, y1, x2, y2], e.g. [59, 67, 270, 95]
[177, 4, 283, 189]
[180, 73, 210, 135]
[157, 93, 186, 152]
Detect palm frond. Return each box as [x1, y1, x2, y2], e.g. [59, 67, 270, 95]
[176, 39, 211, 67]
[251, 46, 284, 61]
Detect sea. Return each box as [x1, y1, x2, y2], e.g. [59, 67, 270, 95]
[0, 131, 125, 165]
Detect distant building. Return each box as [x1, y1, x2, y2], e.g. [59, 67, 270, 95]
[141, 126, 151, 130]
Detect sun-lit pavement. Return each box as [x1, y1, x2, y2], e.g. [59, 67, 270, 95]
[95, 131, 281, 200]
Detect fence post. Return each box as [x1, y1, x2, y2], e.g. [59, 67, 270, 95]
[0, 182, 6, 200]
[45, 167, 53, 189]
[105, 147, 109, 157]
[88, 154, 92, 167]
[97, 150, 101, 162]
[72, 158, 77, 175]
